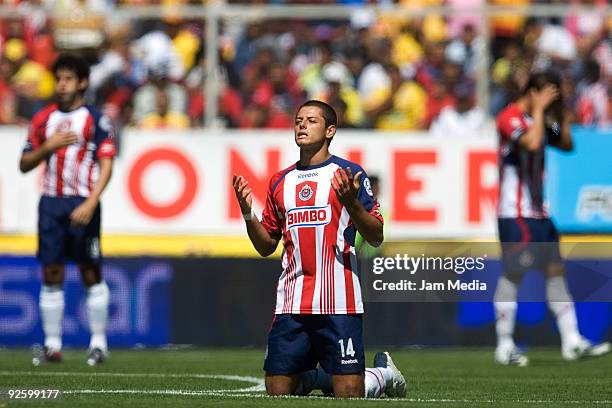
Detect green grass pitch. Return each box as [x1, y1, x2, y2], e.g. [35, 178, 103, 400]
[0, 348, 610, 407]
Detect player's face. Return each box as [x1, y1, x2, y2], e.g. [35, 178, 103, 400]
[55, 68, 86, 108]
[294, 106, 333, 149]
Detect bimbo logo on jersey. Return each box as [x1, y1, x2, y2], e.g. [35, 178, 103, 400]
[286, 205, 331, 230]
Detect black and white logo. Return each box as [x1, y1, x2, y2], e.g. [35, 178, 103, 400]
[364, 177, 373, 197]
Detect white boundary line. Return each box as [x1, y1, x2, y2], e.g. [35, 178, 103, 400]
[0, 371, 265, 393]
[2, 371, 611, 404]
[60, 391, 612, 404]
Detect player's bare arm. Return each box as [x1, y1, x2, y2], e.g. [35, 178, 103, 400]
[518, 84, 559, 152]
[19, 132, 78, 173]
[332, 166, 384, 247]
[232, 173, 279, 257]
[70, 157, 113, 227]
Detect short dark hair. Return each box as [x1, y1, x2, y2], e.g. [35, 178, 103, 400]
[296, 100, 338, 128]
[522, 70, 561, 96]
[53, 54, 90, 81]
[584, 58, 601, 84]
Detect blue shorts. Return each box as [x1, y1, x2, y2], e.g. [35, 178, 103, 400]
[498, 217, 562, 279]
[264, 314, 365, 375]
[38, 196, 101, 265]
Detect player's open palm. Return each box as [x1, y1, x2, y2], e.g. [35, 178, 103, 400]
[332, 167, 362, 207]
[233, 174, 253, 215]
[532, 84, 559, 111]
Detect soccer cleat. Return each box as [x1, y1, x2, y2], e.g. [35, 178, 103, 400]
[32, 344, 62, 366]
[563, 338, 611, 361]
[373, 351, 406, 398]
[86, 348, 107, 366]
[495, 346, 529, 367]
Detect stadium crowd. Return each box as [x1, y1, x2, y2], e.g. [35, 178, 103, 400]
[0, 0, 609, 131]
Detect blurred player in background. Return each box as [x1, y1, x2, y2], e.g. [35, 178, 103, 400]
[232, 100, 406, 398]
[494, 71, 610, 366]
[19, 54, 116, 366]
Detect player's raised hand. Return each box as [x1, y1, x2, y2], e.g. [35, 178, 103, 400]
[331, 167, 362, 208]
[44, 132, 78, 152]
[232, 174, 253, 215]
[532, 84, 559, 112]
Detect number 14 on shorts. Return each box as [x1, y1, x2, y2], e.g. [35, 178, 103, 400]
[338, 338, 356, 358]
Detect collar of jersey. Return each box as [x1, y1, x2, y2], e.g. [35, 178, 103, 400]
[295, 155, 335, 171]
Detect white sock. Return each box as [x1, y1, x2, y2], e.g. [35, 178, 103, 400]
[494, 276, 518, 349]
[87, 281, 110, 351]
[547, 276, 581, 348]
[40, 285, 64, 351]
[365, 368, 387, 398]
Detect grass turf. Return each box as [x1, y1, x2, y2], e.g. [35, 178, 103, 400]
[0, 348, 610, 407]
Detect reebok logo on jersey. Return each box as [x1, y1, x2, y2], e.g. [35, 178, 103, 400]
[297, 172, 318, 179]
[286, 205, 331, 230]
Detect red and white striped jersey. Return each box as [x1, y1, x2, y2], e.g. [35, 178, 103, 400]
[497, 103, 559, 219]
[23, 104, 116, 198]
[260, 155, 383, 315]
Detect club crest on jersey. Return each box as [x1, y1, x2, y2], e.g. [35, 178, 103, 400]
[56, 119, 72, 133]
[298, 184, 314, 202]
[286, 205, 331, 230]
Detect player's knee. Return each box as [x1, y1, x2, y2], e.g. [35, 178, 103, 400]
[43, 265, 64, 285]
[265, 376, 297, 396]
[332, 377, 364, 398]
[79, 263, 101, 287]
[546, 263, 565, 278]
[333, 383, 364, 398]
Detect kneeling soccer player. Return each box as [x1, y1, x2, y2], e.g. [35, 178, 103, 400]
[232, 100, 406, 398]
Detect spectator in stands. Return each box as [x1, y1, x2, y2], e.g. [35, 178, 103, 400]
[139, 88, 189, 129]
[130, 22, 185, 83]
[172, 23, 201, 74]
[238, 101, 292, 129]
[299, 41, 336, 99]
[358, 38, 392, 102]
[0, 3, 607, 132]
[0, 58, 18, 124]
[523, 17, 577, 70]
[576, 59, 609, 127]
[185, 46, 243, 127]
[446, 0, 483, 39]
[269, 62, 302, 114]
[4, 38, 55, 120]
[232, 22, 265, 76]
[490, 41, 532, 115]
[391, 22, 424, 74]
[415, 40, 447, 93]
[430, 81, 487, 137]
[364, 64, 427, 131]
[317, 61, 364, 128]
[445, 23, 481, 76]
[132, 65, 188, 128]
